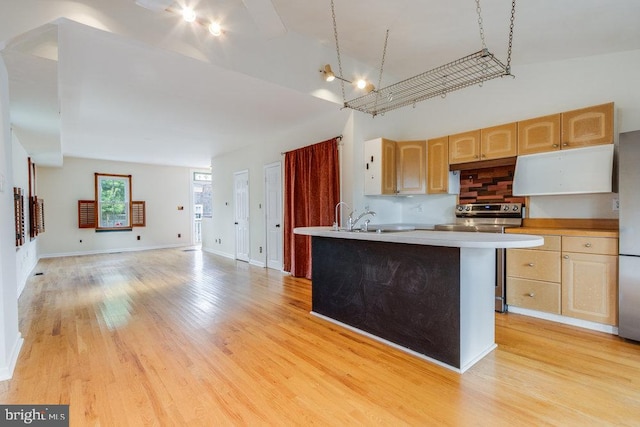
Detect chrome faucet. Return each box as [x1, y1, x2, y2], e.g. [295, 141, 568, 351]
[348, 209, 376, 231]
[334, 202, 350, 231]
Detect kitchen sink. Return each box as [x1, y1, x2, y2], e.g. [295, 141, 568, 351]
[352, 224, 416, 233]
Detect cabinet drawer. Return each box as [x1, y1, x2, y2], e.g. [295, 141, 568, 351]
[562, 236, 618, 255]
[507, 277, 561, 314]
[507, 249, 561, 282]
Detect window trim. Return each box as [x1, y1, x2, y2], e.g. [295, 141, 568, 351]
[95, 173, 133, 231]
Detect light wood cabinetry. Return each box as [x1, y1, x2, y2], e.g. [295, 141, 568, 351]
[427, 136, 449, 194]
[507, 235, 561, 314]
[518, 103, 614, 155]
[364, 138, 397, 195]
[561, 236, 618, 325]
[561, 102, 614, 149]
[517, 114, 562, 155]
[396, 140, 427, 194]
[480, 122, 518, 160]
[449, 130, 480, 164]
[450, 123, 517, 164]
[507, 230, 618, 326]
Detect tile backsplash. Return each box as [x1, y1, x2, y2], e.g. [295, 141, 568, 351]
[458, 164, 526, 204]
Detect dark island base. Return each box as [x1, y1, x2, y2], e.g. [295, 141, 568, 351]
[311, 237, 463, 368]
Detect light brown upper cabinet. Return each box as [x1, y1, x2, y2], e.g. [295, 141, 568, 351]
[427, 137, 449, 194]
[518, 103, 614, 155]
[480, 122, 518, 160]
[561, 102, 614, 149]
[517, 114, 562, 155]
[396, 140, 427, 194]
[448, 130, 481, 164]
[364, 138, 397, 195]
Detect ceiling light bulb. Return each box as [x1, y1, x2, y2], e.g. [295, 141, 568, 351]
[182, 7, 196, 22]
[209, 22, 222, 36]
[323, 64, 335, 82]
[356, 79, 367, 89]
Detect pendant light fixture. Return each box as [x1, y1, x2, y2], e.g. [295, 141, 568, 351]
[324, 0, 517, 117]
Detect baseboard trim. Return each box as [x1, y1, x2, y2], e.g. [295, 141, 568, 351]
[39, 244, 190, 259]
[0, 333, 24, 381]
[507, 306, 618, 335]
[201, 247, 235, 260]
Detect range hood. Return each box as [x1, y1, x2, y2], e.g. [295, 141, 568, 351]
[513, 144, 614, 196]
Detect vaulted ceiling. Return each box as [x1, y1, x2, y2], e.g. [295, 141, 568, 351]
[2, 0, 639, 168]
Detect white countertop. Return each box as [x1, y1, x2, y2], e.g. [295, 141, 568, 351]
[294, 227, 544, 249]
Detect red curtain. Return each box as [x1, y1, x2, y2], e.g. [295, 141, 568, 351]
[283, 138, 340, 279]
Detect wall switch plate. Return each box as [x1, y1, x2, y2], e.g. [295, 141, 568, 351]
[613, 198, 619, 211]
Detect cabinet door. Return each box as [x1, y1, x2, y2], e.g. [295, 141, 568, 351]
[364, 138, 396, 195]
[517, 114, 561, 155]
[561, 102, 613, 149]
[427, 137, 449, 194]
[562, 252, 618, 325]
[396, 140, 426, 194]
[448, 130, 480, 164]
[480, 122, 517, 160]
[381, 139, 397, 194]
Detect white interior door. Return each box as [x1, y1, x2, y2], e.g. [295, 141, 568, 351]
[234, 170, 250, 262]
[264, 162, 283, 270]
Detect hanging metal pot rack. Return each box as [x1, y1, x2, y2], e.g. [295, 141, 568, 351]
[329, 0, 517, 117]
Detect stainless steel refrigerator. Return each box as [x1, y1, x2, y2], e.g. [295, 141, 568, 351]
[619, 130, 640, 341]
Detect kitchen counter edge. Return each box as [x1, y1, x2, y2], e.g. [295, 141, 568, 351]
[294, 227, 544, 249]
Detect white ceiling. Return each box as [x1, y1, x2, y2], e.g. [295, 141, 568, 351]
[1, 0, 640, 168]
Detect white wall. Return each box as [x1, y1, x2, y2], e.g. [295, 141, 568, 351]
[0, 56, 22, 381]
[12, 133, 38, 295]
[207, 49, 640, 265]
[37, 157, 194, 257]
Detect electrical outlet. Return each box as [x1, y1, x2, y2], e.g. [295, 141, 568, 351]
[259, 246, 263, 253]
[613, 198, 619, 211]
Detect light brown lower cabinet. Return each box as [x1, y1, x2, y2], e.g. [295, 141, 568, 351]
[507, 233, 618, 326]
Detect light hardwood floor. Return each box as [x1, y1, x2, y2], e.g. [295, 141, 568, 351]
[1, 248, 639, 425]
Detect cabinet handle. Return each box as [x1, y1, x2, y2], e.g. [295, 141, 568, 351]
[366, 163, 369, 170]
[527, 263, 535, 267]
[481, 154, 486, 158]
[563, 255, 569, 259]
[552, 144, 559, 148]
[562, 142, 569, 147]
[584, 242, 592, 248]
[527, 292, 535, 297]
[371, 156, 374, 162]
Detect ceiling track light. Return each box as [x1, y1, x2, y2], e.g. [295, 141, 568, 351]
[182, 7, 196, 23]
[155, 5, 225, 37]
[321, 64, 375, 93]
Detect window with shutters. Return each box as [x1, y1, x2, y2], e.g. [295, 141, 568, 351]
[78, 197, 145, 229]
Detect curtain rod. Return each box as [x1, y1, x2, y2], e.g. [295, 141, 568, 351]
[281, 135, 343, 155]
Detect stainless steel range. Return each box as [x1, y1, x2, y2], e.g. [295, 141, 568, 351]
[435, 203, 524, 312]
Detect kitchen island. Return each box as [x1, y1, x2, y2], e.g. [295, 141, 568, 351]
[294, 227, 543, 373]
